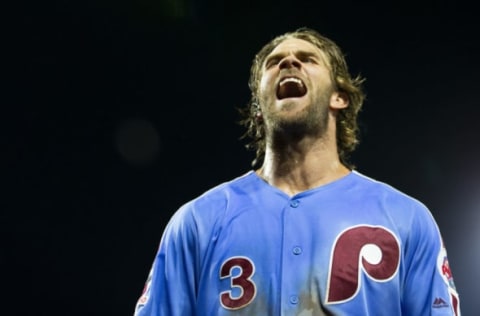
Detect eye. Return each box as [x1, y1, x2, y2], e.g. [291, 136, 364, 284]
[303, 56, 317, 63]
[265, 58, 279, 69]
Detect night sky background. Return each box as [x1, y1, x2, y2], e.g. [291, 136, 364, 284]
[4, 0, 480, 315]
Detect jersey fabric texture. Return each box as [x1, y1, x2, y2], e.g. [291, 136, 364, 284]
[134, 170, 460, 315]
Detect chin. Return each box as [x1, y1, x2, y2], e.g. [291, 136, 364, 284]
[268, 105, 311, 126]
[276, 97, 309, 112]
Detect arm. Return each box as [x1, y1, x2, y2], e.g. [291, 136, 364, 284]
[134, 205, 198, 316]
[402, 205, 460, 315]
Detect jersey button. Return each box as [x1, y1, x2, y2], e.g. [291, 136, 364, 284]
[292, 246, 302, 255]
[289, 295, 299, 304]
[290, 200, 300, 208]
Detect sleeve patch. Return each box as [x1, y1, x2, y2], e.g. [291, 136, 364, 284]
[436, 246, 457, 291]
[436, 245, 461, 315]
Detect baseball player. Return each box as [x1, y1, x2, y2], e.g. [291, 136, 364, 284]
[134, 27, 460, 315]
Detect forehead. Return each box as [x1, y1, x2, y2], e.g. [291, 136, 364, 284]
[267, 37, 325, 59]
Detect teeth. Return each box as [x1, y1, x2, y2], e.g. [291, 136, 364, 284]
[280, 77, 303, 86]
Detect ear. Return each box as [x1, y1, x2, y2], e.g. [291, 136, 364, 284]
[330, 91, 349, 110]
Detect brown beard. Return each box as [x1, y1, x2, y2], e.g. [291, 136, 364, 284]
[261, 89, 331, 145]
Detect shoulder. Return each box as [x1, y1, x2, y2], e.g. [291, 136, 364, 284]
[350, 170, 429, 212]
[351, 170, 441, 240]
[170, 171, 259, 224]
[161, 171, 260, 249]
[191, 171, 258, 208]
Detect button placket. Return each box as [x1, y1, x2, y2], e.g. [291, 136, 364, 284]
[283, 198, 303, 309]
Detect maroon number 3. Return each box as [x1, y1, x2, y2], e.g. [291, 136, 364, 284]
[219, 256, 257, 310]
[326, 225, 400, 303]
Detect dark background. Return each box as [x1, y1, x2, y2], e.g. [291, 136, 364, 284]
[4, 0, 479, 315]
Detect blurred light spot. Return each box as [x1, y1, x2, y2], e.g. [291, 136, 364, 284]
[115, 118, 161, 166]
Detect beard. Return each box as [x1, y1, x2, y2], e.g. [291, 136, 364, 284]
[261, 89, 332, 142]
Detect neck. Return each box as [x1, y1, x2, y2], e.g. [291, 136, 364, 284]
[257, 132, 349, 197]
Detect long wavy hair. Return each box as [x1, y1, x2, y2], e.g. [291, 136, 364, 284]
[239, 27, 366, 169]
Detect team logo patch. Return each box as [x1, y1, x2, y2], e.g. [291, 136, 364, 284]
[435, 243, 461, 315]
[436, 246, 456, 291]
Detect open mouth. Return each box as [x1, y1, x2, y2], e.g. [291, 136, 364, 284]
[276, 77, 307, 100]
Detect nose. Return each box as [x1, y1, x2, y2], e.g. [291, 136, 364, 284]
[278, 54, 301, 70]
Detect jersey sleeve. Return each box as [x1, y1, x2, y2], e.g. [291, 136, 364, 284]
[134, 204, 199, 316]
[401, 204, 460, 315]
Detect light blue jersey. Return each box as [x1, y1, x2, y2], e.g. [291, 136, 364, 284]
[134, 171, 460, 315]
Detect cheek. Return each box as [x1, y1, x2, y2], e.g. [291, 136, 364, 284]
[258, 78, 268, 96]
[259, 73, 275, 96]
[311, 74, 334, 96]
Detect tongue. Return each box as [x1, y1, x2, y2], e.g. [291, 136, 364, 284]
[277, 81, 307, 99]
